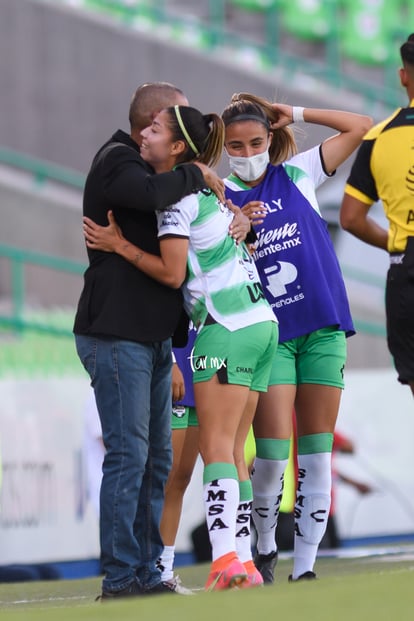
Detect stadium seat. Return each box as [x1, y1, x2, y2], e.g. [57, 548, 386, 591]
[281, 0, 332, 41]
[339, 0, 404, 65]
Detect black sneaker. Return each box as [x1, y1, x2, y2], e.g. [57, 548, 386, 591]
[253, 550, 278, 584]
[143, 580, 178, 595]
[97, 578, 143, 601]
[288, 571, 317, 582]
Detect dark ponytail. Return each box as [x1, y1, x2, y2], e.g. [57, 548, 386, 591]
[166, 106, 224, 168]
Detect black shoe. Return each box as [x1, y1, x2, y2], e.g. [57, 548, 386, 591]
[288, 571, 317, 582]
[253, 550, 278, 584]
[143, 580, 178, 595]
[98, 578, 143, 601]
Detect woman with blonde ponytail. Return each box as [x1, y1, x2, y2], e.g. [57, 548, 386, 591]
[222, 93, 372, 584]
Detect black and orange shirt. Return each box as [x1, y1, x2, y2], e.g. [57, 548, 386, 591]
[345, 99, 414, 253]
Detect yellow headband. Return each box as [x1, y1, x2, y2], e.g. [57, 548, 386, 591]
[174, 106, 199, 156]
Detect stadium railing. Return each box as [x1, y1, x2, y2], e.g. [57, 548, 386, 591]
[0, 243, 85, 378]
[0, 244, 84, 337]
[0, 147, 85, 190]
[0, 147, 85, 340]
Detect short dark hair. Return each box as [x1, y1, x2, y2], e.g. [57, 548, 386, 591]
[128, 82, 186, 131]
[400, 33, 414, 66]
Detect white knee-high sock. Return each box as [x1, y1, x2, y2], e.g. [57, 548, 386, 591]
[251, 438, 290, 556]
[292, 434, 333, 579]
[203, 462, 240, 562]
[236, 479, 253, 563]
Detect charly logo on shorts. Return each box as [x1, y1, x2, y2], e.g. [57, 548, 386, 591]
[188, 346, 227, 373]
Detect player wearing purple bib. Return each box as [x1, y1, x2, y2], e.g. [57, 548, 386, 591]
[222, 93, 372, 583]
[225, 156, 354, 343]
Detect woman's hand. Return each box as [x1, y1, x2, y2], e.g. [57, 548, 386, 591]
[83, 210, 124, 252]
[270, 103, 294, 128]
[227, 199, 251, 244]
[240, 200, 267, 226]
[194, 162, 225, 203]
[172, 362, 185, 403]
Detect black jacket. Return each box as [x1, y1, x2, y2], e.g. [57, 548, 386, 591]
[73, 130, 205, 344]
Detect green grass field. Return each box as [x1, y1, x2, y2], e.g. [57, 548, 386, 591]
[1, 547, 413, 621]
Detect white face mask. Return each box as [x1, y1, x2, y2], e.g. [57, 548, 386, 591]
[227, 149, 270, 182]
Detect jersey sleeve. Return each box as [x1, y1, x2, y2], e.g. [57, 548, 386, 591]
[156, 194, 198, 239]
[345, 139, 378, 204]
[288, 145, 330, 189]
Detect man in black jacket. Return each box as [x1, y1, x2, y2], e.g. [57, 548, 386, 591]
[74, 82, 223, 599]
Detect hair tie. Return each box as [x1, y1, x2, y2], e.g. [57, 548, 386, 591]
[174, 106, 199, 155]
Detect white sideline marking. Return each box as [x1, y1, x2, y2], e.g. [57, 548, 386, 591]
[1, 595, 91, 606]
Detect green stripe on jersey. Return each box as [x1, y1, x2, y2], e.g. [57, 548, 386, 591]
[211, 281, 258, 316]
[191, 296, 207, 327]
[284, 163, 308, 184]
[194, 233, 236, 274]
[192, 190, 222, 226]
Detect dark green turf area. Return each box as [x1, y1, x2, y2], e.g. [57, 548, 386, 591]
[1, 546, 413, 621]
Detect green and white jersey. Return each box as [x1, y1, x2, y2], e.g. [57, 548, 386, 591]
[156, 189, 276, 331]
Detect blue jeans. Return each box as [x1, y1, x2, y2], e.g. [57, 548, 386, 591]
[75, 335, 173, 592]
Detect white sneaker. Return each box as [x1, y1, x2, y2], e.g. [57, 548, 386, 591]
[165, 575, 195, 595]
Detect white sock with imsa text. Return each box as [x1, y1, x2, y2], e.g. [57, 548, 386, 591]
[236, 480, 254, 563]
[251, 456, 288, 555]
[292, 451, 332, 579]
[203, 463, 240, 562]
